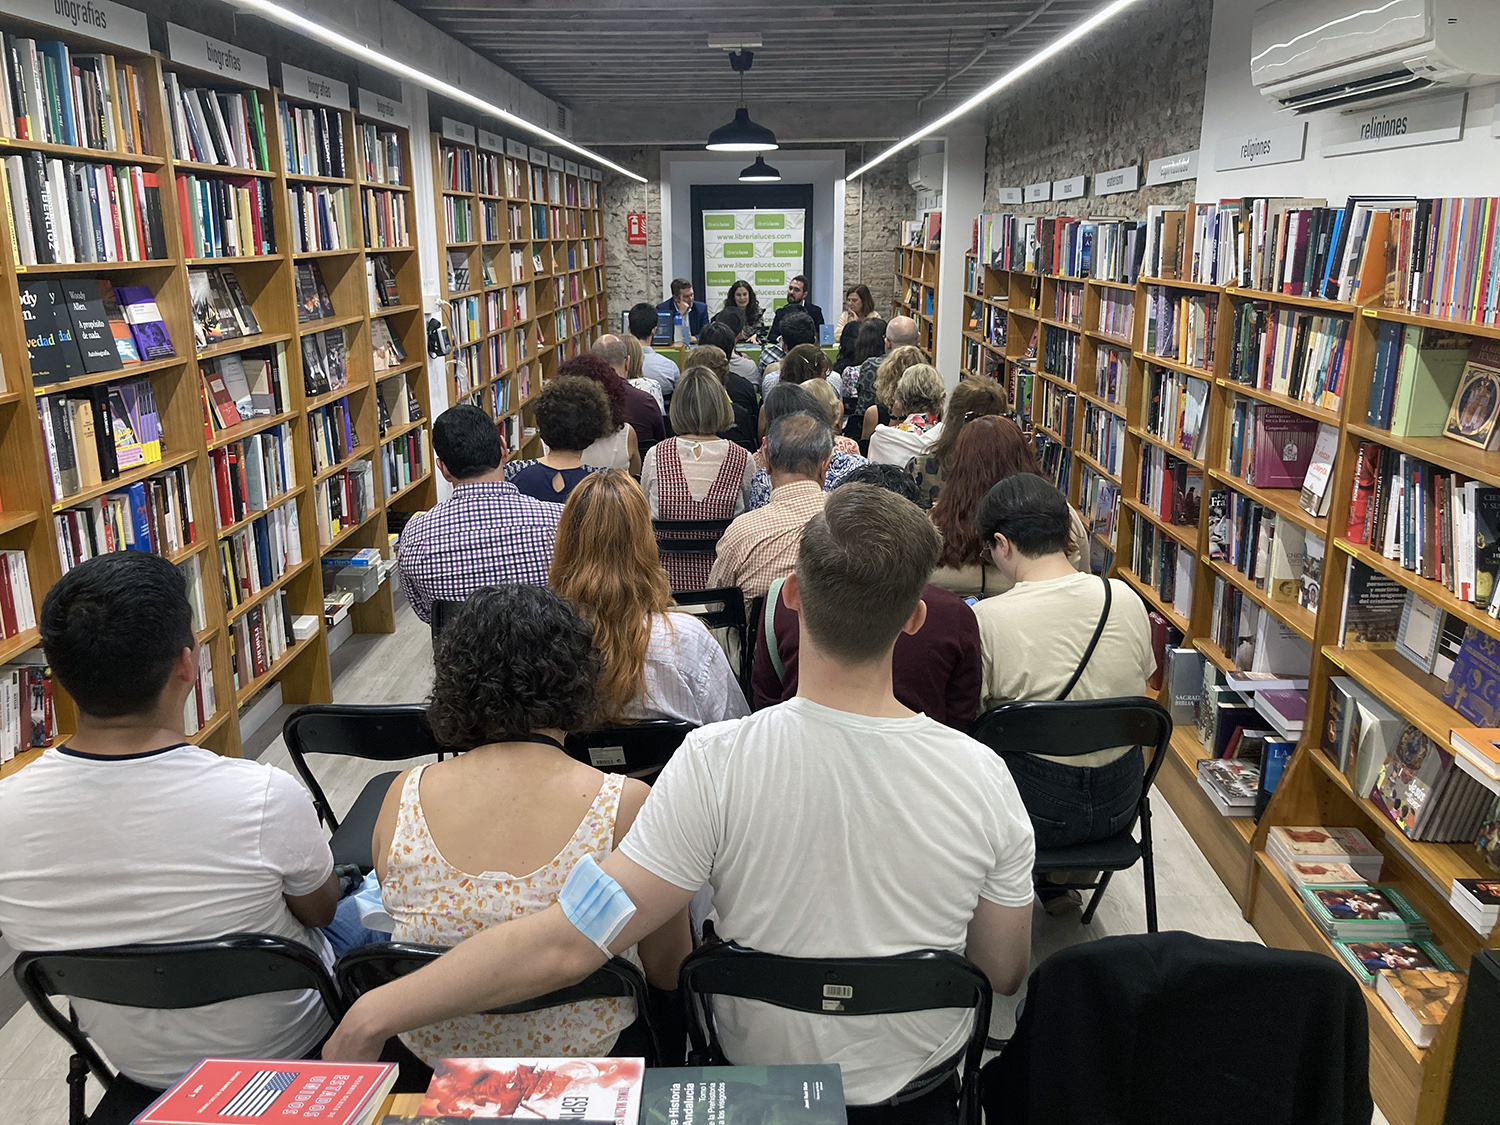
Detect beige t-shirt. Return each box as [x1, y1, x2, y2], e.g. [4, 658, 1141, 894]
[975, 571, 1155, 766]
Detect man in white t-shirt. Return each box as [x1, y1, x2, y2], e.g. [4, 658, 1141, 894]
[325, 485, 1036, 1115]
[0, 554, 342, 1100]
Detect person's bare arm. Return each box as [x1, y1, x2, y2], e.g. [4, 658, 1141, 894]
[963, 897, 1032, 996]
[626, 424, 642, 476]
[285, 869, 340, 929]
[322, 850, 696, 1060]
[371, 768, 414, 885]
[615, 778, 693, 990]
[861, 404, 880, 443]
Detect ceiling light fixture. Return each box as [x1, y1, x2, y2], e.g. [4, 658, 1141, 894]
[706, 50, 778, 152]
[226, 0, 647, 182]
[848, 0, 1144, 180]
[738, 155, 781, 182]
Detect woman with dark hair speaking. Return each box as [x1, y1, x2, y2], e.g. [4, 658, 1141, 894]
[721, 279, 763, 342]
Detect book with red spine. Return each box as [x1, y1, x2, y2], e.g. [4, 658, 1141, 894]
[135, 1058, 396, 1125]
[418, 1057, 645, 1122]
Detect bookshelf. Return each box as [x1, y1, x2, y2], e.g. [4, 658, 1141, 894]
[968, 212, 1500, 1122]
[430, 121, 608, 459]
[894, 236, 939, 356]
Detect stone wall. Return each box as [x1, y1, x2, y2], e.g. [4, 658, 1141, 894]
[843, 151, 910, 318]
[981, 0, 1213, 216]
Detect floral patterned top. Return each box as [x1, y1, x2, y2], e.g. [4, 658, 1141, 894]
[895, 412, 942, 434]
[382, 766, 641, 1064]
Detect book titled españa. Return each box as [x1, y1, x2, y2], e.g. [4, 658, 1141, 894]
[135, 1059, 396, 1125]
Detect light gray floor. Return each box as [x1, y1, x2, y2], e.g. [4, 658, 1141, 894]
[0, 598, 1388, 1124]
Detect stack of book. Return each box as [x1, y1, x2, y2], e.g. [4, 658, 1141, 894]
[1300, 883, 1429, 941]
[1196, 758, 1259, 816]
[0, 654, 54, 762]
[1371, 725, 1497, 844]
[1449, 877, 1500, 935]
[1376, 969, 1465, 1049]
[1449, 728, 1500, 793]
[1268, 825, 1384, 883]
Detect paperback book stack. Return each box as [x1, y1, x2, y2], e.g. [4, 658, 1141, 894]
[1449, 877, 1500, 936]
[1196, 758, 1259, 817]
[1268, 825, 1384, 883]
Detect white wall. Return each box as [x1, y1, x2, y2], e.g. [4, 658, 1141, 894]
[1195, 0, 1500, 204]
[935, 128, 985, 384]
[658, 150, 845, 313]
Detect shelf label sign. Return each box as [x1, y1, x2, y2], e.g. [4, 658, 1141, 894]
[1053, 175, 1086, 200]
[564, 160, 579, 176]
[8, 0, 148, 53]
[168, 23, 269, 89]
[1323, 91, 1467, 156]
[701, 209, 805, 309]
[280, 63, 349, 110]
[529, 146, 548, 165]
[995, 187, 1023, 205]
[549, 154, 565, 171]
[441, 117, 475, 144]
[1094, 164, 1139, 196]
[1214, 122, 1306, 171]
[477, 129, 504, 153]
[507, 138, 528, 159]
[627, 213, 647, 245]
[1024, 181, 1051, 203]
[1147, 148, 1199, 185]
[357, 88, 406, 126]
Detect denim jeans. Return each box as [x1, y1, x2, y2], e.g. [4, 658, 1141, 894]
[1004, 746, 1145, 849]
[323, 893, 390, 957]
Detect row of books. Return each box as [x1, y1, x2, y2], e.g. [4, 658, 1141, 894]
[1144, 365, 1209, 460]
[295, 260, 336, 322]
[1038, 381, 1074, 441]
[190, 266, 260, 351]
[1142, 287, 1217, 369]
[377, 377, 421, 433]
[973, 211, 1148, 283]
[279, 102, 346, 179]
[0, 654, 53, 762]
[1042, 325, 1078, 383]
[0, 35, 151, 153]
[0, 552, 36, 641]
[1094, 345, 1128, 406]
[371, 317, 407, 372]
[438, 143, 473, 192]
[1208, 490, 1324, 610]
[164, 75, 269, 172]
[442, 193, 473, 243]
[1139, 446, 1202, 527]
[4, 152, 167, 264]
[220, 499, 302, 611]
[22, 277, 172, 384]
[1098, 287, 1134, 341]
[301, 331, 349, 398]
[1129, 515, 1194, 622]
[367, 255, 401, 310]
[201, 347, 285, 431]
[1227, 302, 1352, 412]
[1054, 280, 1084, 325]
[230, 588, 293, 690]
[1081, 403, 1124, 477]
[1207, 572, 1312, 677]
[1384, 197, 1500, 325]
[176, 172, 276, 259]
[1080, 464, 1119, 548]
[38, 378, 163, 500]
[309, 398, 359, 473]
[182, 643, 216, 737]
[54, 465, 195, 573]
[1223, 402, 1328, 494]
[314, 462, 375, 546]
[361, 187, 408, 249]
[356, 122, 403, 186]
[288, 184, 352, 253]
[210, 426, 296, 531]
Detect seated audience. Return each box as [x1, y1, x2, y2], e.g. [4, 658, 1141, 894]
[710, 413, 832, 600]
[594, 333, 664, 415]
[399, 405, 561, 622]
[853, 316, 920, 428]
[752, 464, 981, 729]
[838, 317, 887, 404]
[629, 301, 681, 396]
[757, 308, 817, 378]
[859, 344, 927, 447]
[832, 318, 861, 375]
[928, 416, 1087, 599]
[710, 308, 761, 385]
[325, 484, 1036, 1120]
[867, 364, 947, 466]
[692, 329, 759, 450]
[972, 474, 1154, 911]
[748, 384, 867, 509]
[763, 341, 837, 398]
[640, 368, 754, 591]
[765, 274, 825, 344]
[374, 583, 692, 1064]
[657, 277, 709, 344]
[906, 378, 1010, 508]
[0, 554, 344, 1100]
[832, 283, 876, 339]
[803, 378, 862, 457]
[722, 279, 765, 343]
[503, 377, 611, 503]
[551, 471, 750, 725]
[560, 354, 652, 475]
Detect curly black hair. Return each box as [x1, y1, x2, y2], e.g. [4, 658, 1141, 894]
[428, 585, 601, 746]
[533, 376, 611, 452]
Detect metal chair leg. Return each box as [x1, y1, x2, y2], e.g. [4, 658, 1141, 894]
[1080, 871, 1113, 925]
[1139, 796, 1158, 933]
[67, 1053, 88, 1125]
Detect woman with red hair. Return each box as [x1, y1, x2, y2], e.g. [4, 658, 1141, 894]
[555, 353, 650, 475]
[928, 416, 1087, 598]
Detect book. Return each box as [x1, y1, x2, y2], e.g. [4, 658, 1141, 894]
[1254, 737, 1295, 820]
[1450, 727, 1500, 781]
[1333, 938, 1456, 987]
[1395, 591, 1444, 672]
[115, 285, 174, 360]
[1389, 327, 1471, 437]
[1377, 969, 1464, 1048]
[1339, 558, 1405, 648]
[1268, 825, 1383, 882]
[1297, 424, 1339, 517]
[1197, 758, 1259, 815]
[1444, 340, 1500, 451]
[60, 279, 123, 375]
[640, 1067, 845, 1125]
[1245, 405, 1320, 489]
[19, 277, 83, 385]
[136, 1058, 396, 1125]
[1442, 625, 1500, 725]
[1286, 860, 1368, 885]
[418, 1058, 645, 1122]
[1299, 883, 1430, 940]
[1450, 877, 1500, 934]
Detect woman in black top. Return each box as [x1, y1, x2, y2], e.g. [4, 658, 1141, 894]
[503, 376, 611, 502]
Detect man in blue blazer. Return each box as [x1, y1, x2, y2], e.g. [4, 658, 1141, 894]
[657, 278, 710, 344]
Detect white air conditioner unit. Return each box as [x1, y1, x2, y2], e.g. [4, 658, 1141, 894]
[907, 153, 943, 192]
[1251, 0, 1500, 114]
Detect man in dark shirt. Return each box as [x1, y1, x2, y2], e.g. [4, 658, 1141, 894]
[751, 464, 982, 728]
[765, 274, 825, 344]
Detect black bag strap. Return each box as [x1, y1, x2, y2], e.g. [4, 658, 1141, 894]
[1056, 576, 1112, 702]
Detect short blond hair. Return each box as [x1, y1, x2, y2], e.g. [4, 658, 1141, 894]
[873, 345, 928, 408]
[683, 344, 728, 381]
[803, 377, 843, 429]
[623, 334, 644, 382]
[669, 367, 734, 435]
[894, 363, 946, 416]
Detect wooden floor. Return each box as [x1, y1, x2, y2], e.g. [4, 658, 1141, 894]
[0, 597, 1387, 1124]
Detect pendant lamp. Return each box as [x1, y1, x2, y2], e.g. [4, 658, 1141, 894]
[738, 155, 782, 182]
[706, 51, 778, 152]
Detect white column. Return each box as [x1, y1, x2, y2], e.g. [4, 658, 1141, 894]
[934, 125, 985, 385]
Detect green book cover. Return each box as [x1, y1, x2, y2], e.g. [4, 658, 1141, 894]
[248, 92, 268, 171]
[1389, 326, 1470, 437]
[640, 1066, 845, 1125]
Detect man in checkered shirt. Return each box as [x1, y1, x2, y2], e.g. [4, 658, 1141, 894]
[397, 405, 560, 623]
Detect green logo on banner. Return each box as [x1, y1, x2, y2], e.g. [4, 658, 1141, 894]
[772, 242, 803, 258]
[771, 297, 789, 310]
[754, 213, 785, 229]
[706, 270, 736, 286]
[721, 242, 754, 259]
[703, 214, 735, 230]
[754, 270, 785, 286]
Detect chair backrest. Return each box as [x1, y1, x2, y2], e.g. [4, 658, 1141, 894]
[335, 942, 659, 1065]
[672, 588, 751, 696]
[653, 518, 734, 555]
[564, 720, 694, 773]
[429, 599, 465, 635]
[679, 941, 991, 1117]
[282, 704, 453, 829]
[14, 934, 345, 1085]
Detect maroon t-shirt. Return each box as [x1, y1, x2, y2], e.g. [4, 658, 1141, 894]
[622, 382, 666, 444]
[751, 583, 983, 730]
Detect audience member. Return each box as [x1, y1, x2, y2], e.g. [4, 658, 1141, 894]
[639, 368, 755, 591]
[503, 377, 610, 503]
[709, 413, 832, 599]
[752, 465, 981, 729]
[324, 484, 1036, 1120]
[559, 354, 650, 475]
[832, 283, 876, 339]
[906, 378, 1010, 508]
[722, 279, 764, 342]
[802, 379, 862, 457]
[858, 344, 927, 447]
[399, 405, 560, 622]
[594, 333, 664, 413]
[867, 364, 947, 465]
[747, 383, 867, 509]
[766, 274, 825, 344]
[928, 417, 1087, 599]
[756, 307, 818, 378]
[832, 319, 862, 375]
[551, 471, 750, 725]
[972, 474, 1154, 912]
[657, 277, 709, 344]
[853, 315, 919, 425]
[373, 583, 692, 1064]
[0, 554, 345, 1101]
[692, 329, 759, 450]
[628, 302, 681, 395]
[838, 317, 887, 404]
[763, 341, 836, 398]
[709, 308, 761, 384]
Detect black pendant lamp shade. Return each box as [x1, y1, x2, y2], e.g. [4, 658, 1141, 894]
[707, 50, 778, 152]
[738, 155, 782, 181]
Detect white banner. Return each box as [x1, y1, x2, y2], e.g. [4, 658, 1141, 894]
[701, 209, 806, 311]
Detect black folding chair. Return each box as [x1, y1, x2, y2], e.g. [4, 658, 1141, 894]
[671, 587, 750, 695]
[336, 942, 661, 1067]
[564, 720, 694, 777]
[653, 518, 733, 556]
[428, 598, 465, 635]
[969, 697, 1172, 932]
[14, 934, 344, 1125]
[679, 939, 992, 1124]
[282, 704, 456, 873]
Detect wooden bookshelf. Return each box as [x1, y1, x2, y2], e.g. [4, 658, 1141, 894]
[894, 241, 939, 356]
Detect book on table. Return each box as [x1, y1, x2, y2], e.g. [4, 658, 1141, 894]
[1267, 825, 1383, 883]
[1376, 969, 1465, 1048]
[136, 1058, 396, 1125]
[1333, 938, 1456, 987]
[416, 1058, 644, 1122]
[1299, 883, 1429, 940]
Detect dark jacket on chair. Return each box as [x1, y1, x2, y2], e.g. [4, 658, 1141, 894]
[981, 932, 1372, 1125]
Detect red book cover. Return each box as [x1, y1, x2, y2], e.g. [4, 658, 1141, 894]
[1248, 405, 1320, 489]
[136, 1059, 396, 1125]
[175, 172, 195, 259]
[419, 1057, 645, 1122]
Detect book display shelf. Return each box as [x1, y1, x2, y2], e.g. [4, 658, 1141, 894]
[968, 219, 1500, 1122]
[430, 120, 606, 459]
[894, 242, 939, 356]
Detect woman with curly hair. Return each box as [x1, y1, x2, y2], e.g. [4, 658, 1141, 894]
[906, 377, 1010, 508]
[858, 344, 927, 447]
[551, 470, 748, 724]
[556, 353, 644, 475]
[373, 584, 691, 1065]
[502, 376, 611, 503]
[722, 279, 763, 342]
[928, 415, 1087, 598]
